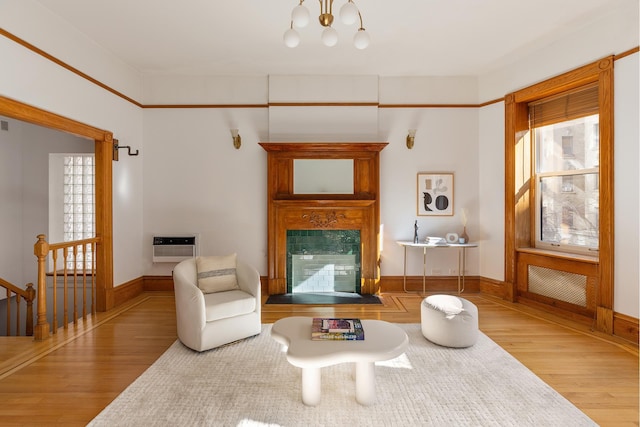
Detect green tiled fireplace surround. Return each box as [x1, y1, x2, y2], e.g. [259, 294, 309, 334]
[286, 230, 361, 293]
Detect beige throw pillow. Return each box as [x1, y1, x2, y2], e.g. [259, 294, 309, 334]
[196, 254, 239, 294]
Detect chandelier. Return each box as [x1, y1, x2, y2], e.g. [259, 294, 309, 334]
[283, 0, 370, 49]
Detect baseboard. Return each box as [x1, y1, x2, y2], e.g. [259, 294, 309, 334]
[142, 276, 174, 292]
[614, 312, 640, 344]
[113, 276, 173, 307]
[379, 275, 480, 293]
[115, 274, 638, 344]
[113, 277, 144, 307]
[478, 276, 508, 299]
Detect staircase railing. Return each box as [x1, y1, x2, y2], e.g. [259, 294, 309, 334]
[0, 277, 35, 336]
[33, 234, 99, 341]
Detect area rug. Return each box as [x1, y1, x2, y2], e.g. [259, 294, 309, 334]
[265, 292, 382, 305]
[88, 324, 596, 427]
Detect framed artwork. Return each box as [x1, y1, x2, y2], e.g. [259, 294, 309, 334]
[417, 172, 453, 216]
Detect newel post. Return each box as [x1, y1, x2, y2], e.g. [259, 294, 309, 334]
[33, 234, 50, 340]
[25, 283, 35, 336]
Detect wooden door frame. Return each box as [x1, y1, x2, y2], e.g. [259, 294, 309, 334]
[0, 95, 114, 311]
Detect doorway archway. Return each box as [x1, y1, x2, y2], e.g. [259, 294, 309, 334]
[0, 95, 114, 311]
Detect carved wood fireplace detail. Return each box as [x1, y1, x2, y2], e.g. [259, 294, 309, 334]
[259, 142, 388, 295]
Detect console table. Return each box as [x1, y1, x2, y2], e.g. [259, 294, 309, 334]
[396, 241, 478, 294]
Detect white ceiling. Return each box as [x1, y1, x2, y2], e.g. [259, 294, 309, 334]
[35, 0, 627, 77]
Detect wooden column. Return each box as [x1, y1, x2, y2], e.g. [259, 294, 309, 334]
[33, 234, 50, 341]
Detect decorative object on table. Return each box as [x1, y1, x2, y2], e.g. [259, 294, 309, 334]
[460, 208, 470, 243]
[311, 317, 365, 340]
[425, 236, 447, 246]
[417, 172, 454, 216]
[445, 233, 459, 244]
[413, 220, 419, 243]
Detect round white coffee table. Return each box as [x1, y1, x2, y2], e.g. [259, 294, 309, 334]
[271, 316, 409, 406]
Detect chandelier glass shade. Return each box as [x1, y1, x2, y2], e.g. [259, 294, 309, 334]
[283, 0, 370, 49]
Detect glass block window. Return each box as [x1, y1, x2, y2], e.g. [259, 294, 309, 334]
[63, 155, 95, 270]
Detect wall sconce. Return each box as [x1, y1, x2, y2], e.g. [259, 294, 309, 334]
[406, 129, 417, 149]
[230, 129, 241, 149]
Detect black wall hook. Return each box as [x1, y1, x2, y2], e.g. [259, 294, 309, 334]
[113, 139, 139, 161]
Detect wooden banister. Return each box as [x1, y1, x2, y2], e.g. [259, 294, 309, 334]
[34, 234, 50, 340]
[0, 278, 35, 336]
[33, 234, 100, 341]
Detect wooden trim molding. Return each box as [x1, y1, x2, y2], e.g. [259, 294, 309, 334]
[129, 274, 639, 344]
[614, 312, 640, 344]
[143, 104, 268, 109]
[0, 29, 141, 108]
[504, 56, 615, 334]
[0, 26, 498, 110]
[614, 46, 639, 61]
[0, 95, 115, 313]
[113, 277, 144, 307]
[270, 102, 378, 107]
[381, 275, 480, 293]
[6, 29, 630, 111]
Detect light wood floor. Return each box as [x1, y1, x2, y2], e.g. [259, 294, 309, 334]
[0, 292, 637, 426]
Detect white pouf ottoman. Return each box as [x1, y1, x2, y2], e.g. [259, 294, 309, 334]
[421, 294, 479, 348]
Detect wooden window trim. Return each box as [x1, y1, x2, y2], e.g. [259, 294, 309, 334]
[504, 56, 614, 333]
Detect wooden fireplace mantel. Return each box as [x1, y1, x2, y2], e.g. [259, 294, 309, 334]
[259, 142, 388, 295]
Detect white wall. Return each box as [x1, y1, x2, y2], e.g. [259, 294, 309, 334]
[378, 107, 480, 277]
[478, 0, 639, 101]
[140, 75, 483, 280]
[0, 117, 23, 288]
[0, 1, 637, 318]
[477, 102, 505, 282]
[613, 54, 640, 317]
[142, 107, 270, 276]
[0, 0, 142, 102]
[477, 0, 639, 316]
[0, 1, 145, 286]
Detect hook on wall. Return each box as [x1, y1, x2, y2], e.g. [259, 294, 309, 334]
[113, 139, 140, 161]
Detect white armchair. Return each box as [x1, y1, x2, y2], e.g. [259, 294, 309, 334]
[173, 257, 261, 352]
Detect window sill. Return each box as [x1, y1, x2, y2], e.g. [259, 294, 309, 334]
[516, 247, 599, 264]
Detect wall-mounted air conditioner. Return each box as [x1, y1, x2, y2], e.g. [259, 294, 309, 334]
[152, 236, 197, 263]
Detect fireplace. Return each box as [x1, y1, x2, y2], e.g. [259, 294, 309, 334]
[260, 142, 387, 295]
[287, 230, 361, 293]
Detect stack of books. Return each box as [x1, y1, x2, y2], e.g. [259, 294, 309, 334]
[311, 318, 365, 341]
[425, 236, 447, 245]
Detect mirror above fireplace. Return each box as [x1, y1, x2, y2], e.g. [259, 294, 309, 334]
[293, 159, 354, 194]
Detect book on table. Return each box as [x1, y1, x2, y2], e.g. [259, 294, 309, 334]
[311, 318, 364, 340]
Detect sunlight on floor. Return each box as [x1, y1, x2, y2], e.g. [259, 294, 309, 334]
[376, 353, 413, 369]
[238, 420, 282, 427]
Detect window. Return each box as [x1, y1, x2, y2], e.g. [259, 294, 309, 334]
[530, 84, 599, 255]
[504, 56, 614, 329]
[63, 155, 95, 269]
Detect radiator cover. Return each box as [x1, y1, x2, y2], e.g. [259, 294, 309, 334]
[528, 265, 587, 307]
